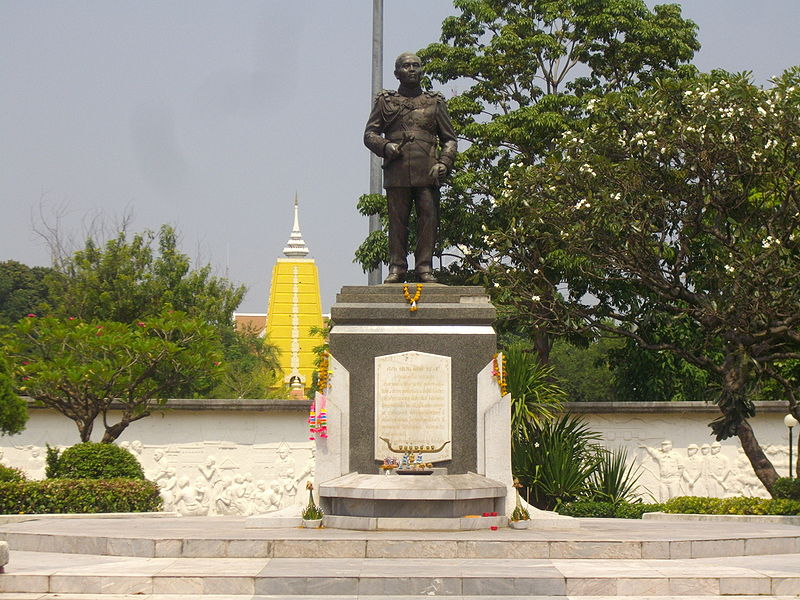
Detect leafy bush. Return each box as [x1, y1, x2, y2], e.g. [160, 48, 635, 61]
[663, 495, 800, 516]
[556, 501, 663, 519]
[0, 479, 161, 513]
[0, 463, 25, 482]
[45, 444, 61, 478]
[50, 442, 145, 480]
[772, 477, 800, 501]
[614, 502, 664, 519]
[557, 501, 617, 518]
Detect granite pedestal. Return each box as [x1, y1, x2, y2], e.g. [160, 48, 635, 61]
[316, 285, 516, 528]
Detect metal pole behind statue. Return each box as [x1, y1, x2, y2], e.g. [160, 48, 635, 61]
[368, 0, 384, 285]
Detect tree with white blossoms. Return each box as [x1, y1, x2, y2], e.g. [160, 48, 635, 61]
[354, 0, 700, 359]
[489, 68, 800, 493]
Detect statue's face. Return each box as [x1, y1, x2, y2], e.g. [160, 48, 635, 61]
[661, 441, 672, 452]
[395, 54, 422, 85]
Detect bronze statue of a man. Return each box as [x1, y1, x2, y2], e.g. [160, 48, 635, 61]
[364, 52, 457, 284]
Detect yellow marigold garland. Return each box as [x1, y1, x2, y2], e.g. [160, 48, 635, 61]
[492, 352, 508, 396]
[402, 283, 423, 312]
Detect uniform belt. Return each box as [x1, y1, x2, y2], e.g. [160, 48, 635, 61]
[387, 130, 436, 144]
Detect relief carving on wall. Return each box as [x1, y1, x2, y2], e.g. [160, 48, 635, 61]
[0, 440, 315, 517]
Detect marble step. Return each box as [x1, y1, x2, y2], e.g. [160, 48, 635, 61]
[1, 552, 799, 597]
[3, 597, 800, 600]
[2, 597, 800, 600]
[2, 529, 799, 560]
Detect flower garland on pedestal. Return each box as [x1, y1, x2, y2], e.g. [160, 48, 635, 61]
[308, 352, 329, 440]
[492, 352, 508, 396]
[402, 283, 423, 311]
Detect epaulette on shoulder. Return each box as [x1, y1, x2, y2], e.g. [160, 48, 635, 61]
[424, 90, 446, 101]
[376, 89, 397, 100]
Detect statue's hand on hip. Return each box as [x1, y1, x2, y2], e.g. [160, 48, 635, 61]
[384, 143, 401, 160]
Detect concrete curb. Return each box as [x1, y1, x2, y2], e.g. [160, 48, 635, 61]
[643, 511, 800, 526]
[0, 511, 179, 525]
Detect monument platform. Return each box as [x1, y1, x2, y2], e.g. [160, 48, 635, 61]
[0, 515, 799, 598]
[319, 472, 507, 528]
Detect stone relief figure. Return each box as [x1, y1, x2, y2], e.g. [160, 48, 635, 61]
[297, 446, 316, 490]
[682, 444, 707, 496]
[148, 448, 169, 483]
[267, 480, 284, 511]
[231, 475, 251, 515]
[641, 440, 684, 500]
[175, 476, 207, 516]
[215, 475, 234, 515]
[157, 468, 178, 511]
[707, 441, 730, 496]
[280, 467, 298, 509]
[732, 448, 764, 496]
[251, 480, 272, 514]
[130, 440, 144, 458]
[193, 476, 212, 515]
[275, 443, 296, 478]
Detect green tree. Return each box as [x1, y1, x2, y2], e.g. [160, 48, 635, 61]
[0, 355, 27, 436]
[48, 225, 244, 327]
[549, 336, 621, 402]
[491, 68, 800, 493]
[5, 310, 222, 442]
[0, 260, 57, 325]
[211, 326, 282, 399]
[356, 0, 699, 359]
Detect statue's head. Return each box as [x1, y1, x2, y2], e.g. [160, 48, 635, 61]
[661, 440, 673, 452]
[687, 443, 699, 456]
[394, 52, 422, 85]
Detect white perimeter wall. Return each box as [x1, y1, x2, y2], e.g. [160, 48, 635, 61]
[0, 399, 795, 513]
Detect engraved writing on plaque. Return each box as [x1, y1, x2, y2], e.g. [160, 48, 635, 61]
[374, 351, 452, 462]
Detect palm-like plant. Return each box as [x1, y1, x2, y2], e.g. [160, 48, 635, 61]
[504, 342, 566, 441]
[587, 447, 649, 504]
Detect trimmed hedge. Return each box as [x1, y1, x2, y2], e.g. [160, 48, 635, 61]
[0, 479, 161, 514]
[772, 477, 800, 501]
[556, 501, 663, 519]
[663, 495, 800, 516]
[0, 463, 26, 482]
[50, 442, 145, 480]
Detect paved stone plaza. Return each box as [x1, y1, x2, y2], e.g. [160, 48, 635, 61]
[0, 515, 798, 598]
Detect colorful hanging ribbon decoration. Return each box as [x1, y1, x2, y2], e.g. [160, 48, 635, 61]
[308, 352, 330, 440]
[308, 392, 328, 439]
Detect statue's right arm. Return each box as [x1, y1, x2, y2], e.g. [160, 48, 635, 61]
[364, 96, 389, 156]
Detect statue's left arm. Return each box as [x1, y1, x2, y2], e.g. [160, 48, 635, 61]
[435, 97, 458, 174]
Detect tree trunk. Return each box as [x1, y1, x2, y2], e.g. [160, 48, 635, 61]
[715, 356, 778, 495]
[795, 427, 799, 479]
[77, 419, 93, 442]
[737, 419, 778, 495]
[101, 419, 130, 443]
[533, 327, 550, 365]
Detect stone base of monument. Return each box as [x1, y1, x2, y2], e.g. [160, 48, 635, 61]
[318, 472, 506, 530]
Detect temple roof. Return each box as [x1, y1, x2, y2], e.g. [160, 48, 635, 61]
[282, 195, 310, 258]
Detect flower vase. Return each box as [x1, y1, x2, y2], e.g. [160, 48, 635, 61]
[302, 518, 323, 529]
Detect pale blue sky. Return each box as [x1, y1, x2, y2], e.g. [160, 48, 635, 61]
[2, 1, 798, 312]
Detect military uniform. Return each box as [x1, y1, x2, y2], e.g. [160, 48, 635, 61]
[364, 88, 458, 279]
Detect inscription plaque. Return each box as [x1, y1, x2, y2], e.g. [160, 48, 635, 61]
[374, 351, 452, 462]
